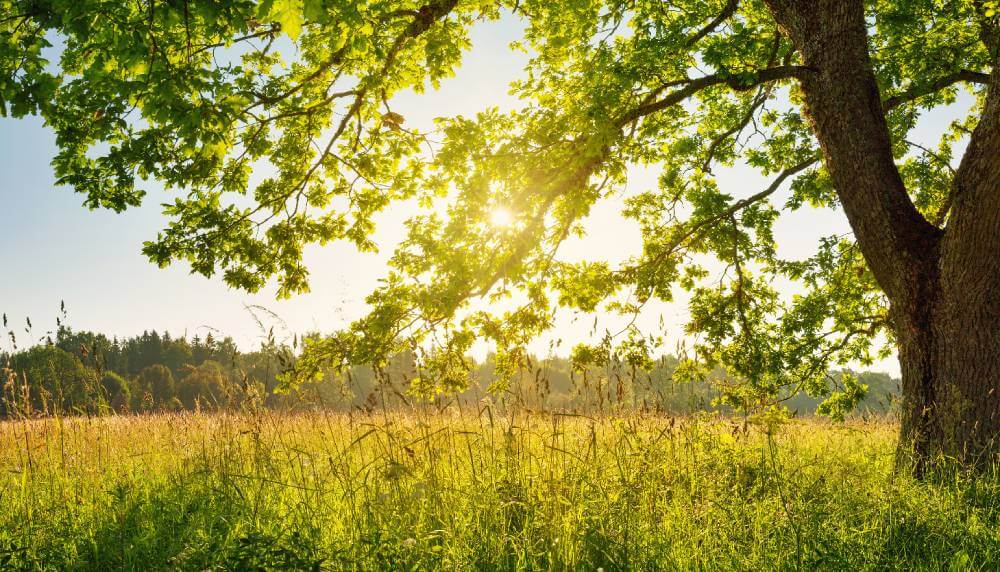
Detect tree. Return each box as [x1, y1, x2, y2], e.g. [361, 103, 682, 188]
[161, 335, 194, 378]
[177, 361, 232, 410]
[55, 326, 117, 372]
[132, 331, 165, 376]
[1, 0, 996, 471]
[134, 364, 176, 409]
[9, 346, 100, 414]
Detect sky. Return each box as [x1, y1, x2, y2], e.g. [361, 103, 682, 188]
[0, 15, 976, 377]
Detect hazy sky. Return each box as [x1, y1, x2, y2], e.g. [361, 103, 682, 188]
[0, 16, 975, 376]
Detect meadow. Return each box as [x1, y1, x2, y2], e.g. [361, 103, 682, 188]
[0, 408, 997, 571]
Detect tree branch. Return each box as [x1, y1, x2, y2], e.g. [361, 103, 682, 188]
[617, 65, 811, 127]
[685, 0, 740, 47]
[161, 0, 461, 254]
[883, 70, 991, 111]
[765, 0, 944, 304]
[619, 156, 819, 274]
[701, 89, 769, 173]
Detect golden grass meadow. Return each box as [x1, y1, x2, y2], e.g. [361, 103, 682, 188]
[1, 408, 998, 570]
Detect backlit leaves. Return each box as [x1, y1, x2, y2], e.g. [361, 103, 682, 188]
[2, 0, 993, 415]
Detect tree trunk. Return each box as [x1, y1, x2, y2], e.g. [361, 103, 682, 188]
[913, 28, 1000, 472]
[896, 278, 1000, 474]
[765, 0, 1000, 473]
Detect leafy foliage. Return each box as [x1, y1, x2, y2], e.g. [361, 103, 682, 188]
[1, 0, 995, 416]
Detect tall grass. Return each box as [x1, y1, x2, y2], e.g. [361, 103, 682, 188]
[0, 408, 997, 570]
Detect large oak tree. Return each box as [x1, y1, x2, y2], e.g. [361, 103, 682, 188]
[1, 0, 997, 472]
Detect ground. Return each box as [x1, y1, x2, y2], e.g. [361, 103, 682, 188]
[0, 409, 997, 570]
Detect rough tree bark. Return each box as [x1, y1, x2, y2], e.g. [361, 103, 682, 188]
[765, 0, 1000, 473]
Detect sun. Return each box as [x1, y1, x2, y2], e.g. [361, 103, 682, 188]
[489, 207, 514, 228]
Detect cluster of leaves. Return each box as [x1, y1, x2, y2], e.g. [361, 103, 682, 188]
[3, 0, 497, 297]
[2, 0, 995, 416]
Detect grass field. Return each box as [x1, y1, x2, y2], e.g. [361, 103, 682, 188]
[1, 408, 997, 571]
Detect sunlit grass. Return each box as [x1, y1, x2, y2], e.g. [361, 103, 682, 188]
[0, 410, 997, 570]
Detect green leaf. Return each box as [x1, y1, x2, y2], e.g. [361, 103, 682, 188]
[269, 0, 304, 41]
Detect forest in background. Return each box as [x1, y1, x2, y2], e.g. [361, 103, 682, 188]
[1, 325, 900, 418]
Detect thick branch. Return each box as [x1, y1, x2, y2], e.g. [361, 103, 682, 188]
[883, 70, 991, 111]
[618, 65, 810, 127]
[765, 0, 942, 304]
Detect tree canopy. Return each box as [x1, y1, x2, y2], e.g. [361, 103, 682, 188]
[1, 0, 996, 420]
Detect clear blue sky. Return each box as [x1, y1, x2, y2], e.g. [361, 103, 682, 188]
[0, 16, 973, 376]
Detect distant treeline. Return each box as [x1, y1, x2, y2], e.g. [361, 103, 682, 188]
[0, 327, 900, 418]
